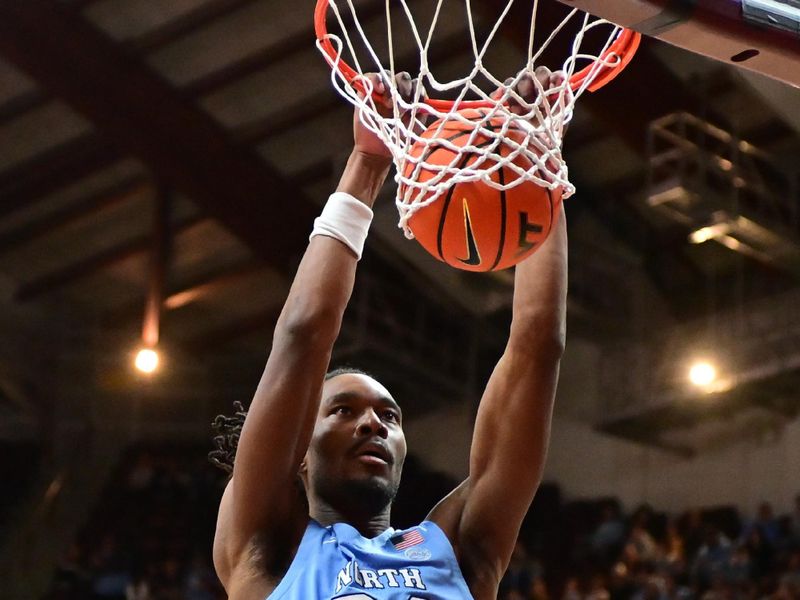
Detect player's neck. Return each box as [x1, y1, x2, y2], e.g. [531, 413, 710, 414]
[310, 501, 392, 538]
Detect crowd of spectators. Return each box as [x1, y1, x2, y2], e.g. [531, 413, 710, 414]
[41, 443, 800, 600]
[500, 495, 800, 600]
[45, 445, 226, 600]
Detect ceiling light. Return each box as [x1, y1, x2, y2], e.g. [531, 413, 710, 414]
[135, 348, 160, 374]
[689, 361, 717, 387]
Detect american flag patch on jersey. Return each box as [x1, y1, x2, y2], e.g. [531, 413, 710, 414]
[391, 529, 424, 550]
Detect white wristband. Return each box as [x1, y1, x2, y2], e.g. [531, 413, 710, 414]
[309, 192, 374, 260]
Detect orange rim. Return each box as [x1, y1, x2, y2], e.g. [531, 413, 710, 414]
[315, 0, 641, 108]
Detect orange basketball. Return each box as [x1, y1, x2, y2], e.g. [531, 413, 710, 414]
[401, 109, 562, 272]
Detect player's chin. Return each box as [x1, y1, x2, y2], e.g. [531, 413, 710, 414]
[349, 466, 398, 488]
[344, 472, 398, 502]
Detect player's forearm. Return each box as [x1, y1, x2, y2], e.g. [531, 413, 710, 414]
[277, 151, 390, 339]
[336, 150, 392, 207]
[276, 237, 355, 344]
[508, 203, 567, 352]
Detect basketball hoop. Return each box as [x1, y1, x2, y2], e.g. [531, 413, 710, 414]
[315, 0, 641, 238]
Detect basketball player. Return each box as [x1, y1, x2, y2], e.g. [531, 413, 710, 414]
[210, 68, 567, 599]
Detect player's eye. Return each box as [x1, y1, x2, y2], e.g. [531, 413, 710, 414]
[332, 406, 351, 416]
[383, 410, 399, 422]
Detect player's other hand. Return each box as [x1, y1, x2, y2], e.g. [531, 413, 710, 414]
[353, 71, 420, 161]
[497, 66, 572, 131]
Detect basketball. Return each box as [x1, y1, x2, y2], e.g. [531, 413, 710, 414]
[401, 109, 563, 272]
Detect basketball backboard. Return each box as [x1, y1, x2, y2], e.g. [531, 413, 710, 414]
[556, 0, 800, 88]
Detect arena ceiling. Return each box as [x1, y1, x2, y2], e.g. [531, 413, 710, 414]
[0, 0, 799, 454]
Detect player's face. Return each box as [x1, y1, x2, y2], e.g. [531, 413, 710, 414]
[303, 373, 406, 512]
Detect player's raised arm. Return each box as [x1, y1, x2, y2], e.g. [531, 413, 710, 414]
[428, 68, 568, 596]
[214, 74, 408, 586]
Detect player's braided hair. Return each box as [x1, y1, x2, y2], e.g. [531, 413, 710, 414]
[208, 367, 373, 474]
[209, 400, 247, 474]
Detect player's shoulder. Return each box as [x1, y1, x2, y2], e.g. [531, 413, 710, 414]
[425, 478, 470, 549]
[424, 479, 504, 593]
[214, 480, 309, 595]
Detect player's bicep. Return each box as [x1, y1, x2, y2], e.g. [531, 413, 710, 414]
[228, 320, 334, 552]
[458, 344, 561, 574]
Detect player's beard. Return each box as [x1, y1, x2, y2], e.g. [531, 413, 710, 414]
[313, 470, 400, 516]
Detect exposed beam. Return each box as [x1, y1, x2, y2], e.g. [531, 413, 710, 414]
[0, 0, 258, 126]
[0, 134, 121, 218]
[14, 214, 206, 302]
[235, 93, 339, 145]
[0, 0, 388, 217]
[183, 30, 312, 98]
[0, 0, 317, 270]
[127, 0, 260, 53]
[182, 0, 388, 97]
[289, 159, 336, 189]
[0, 89, 47, 126]
[0, 0, 345, 221]
[163, 261, 263, 310]
[0, 14, 316, 216]
[185, 307, 280, 351]
[63, 0, 100, 11]
[571, 170, 706, 307]
[234, 28, 477, 145]
[0, 177, 149, 256]
[106, 260, 263, 322]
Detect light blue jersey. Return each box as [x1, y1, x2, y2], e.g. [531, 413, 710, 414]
[267, 519, 474, 599]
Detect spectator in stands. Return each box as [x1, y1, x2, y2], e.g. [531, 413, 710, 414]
[592, 502, 627, 562]
[779, 550, 800, 594]
[563, 576, 583, 600]
[742, 502, 781, 548]
[154, 556, 183, 600]
[184, 553, 222, 600]
[743, 524, 774, 582]
[627, 507, 660, 566]
[530, 575, 550, 600]
[630, 574, 669, 600]
[608, 561, 637, 600]
[586, 574, 611, 600]
[500, 540, 544, 599]
[691, 525, 732, 590]
[50, 543, 92, 599]
[774, 515, 796, 564]
[89, 534, 131, 600]
[658, 521, 687, 578]
[791, 495, 800, 547]
[724, 544, 752, 585]
[660, 571, 693, 600]
[124, 568, 150, 600]
[681, 509, 706, 562]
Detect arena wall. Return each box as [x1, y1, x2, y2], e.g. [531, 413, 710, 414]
[405, 338, 800, 516]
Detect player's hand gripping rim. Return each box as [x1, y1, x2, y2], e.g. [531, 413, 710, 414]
[352, 71, 427, 162]
[495, 66, 573, 133]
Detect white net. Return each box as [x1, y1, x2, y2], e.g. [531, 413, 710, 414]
[316, 0, 638, 238]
